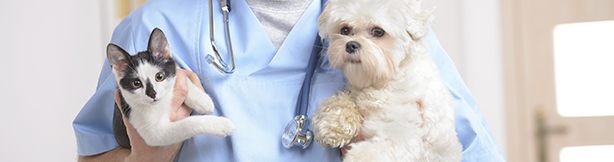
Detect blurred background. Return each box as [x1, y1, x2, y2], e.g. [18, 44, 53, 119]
[0, 0, 611, 161]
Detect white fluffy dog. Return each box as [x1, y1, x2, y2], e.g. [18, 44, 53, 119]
[312, 0, 462, 161]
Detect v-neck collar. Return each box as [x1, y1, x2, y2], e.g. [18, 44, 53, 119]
[205, 0, 321, 78]
[245, 0, 314, 50]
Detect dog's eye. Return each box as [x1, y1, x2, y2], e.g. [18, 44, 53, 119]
[372, 27, 385, 37]
[340, 27, 351, 35]
[132, 79, 142, 88]
[155, 72, 165, 82]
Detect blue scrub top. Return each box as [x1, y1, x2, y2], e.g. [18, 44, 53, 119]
[72, 0, 506, 161]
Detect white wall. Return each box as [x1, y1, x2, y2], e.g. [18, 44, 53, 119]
[0, 1, 105, 161]
[424, 0, 506, 157]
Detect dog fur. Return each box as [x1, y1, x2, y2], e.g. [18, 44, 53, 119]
[312, 0, 462, 161]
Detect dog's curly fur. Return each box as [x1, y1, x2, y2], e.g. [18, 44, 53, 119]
[312, 0, 462, 161]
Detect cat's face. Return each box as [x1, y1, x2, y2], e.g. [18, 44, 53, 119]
[107, 28, 177, 105]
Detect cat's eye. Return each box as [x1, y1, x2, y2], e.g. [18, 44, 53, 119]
[155, 72, 165, 82]
[372, 27, 385, 37]
[132, 79, 142, 88]
[340, 27, 351, 35]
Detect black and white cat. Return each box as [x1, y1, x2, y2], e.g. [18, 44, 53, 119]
[107, 28, 235, 148]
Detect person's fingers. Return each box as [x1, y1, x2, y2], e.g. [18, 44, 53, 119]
[340, 145, 349, 158]
[171, 103, 192, 122]
[169, 69, 194, 122]
[417, 101, 424, 128]
[181, 69, 204, 91]
[114, 88, 121, 108]
[340, 120, 364, 158]
[171, 69, 189, 109]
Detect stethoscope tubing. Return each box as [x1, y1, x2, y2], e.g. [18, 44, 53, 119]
[295, 35, 322, 117]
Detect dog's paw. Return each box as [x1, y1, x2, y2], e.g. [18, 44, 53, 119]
[313, 114, 361, 148]
[314, 129, 355, 148]
[313, 93, 362, 148]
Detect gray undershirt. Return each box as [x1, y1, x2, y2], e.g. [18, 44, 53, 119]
[245, 0, 312, 50]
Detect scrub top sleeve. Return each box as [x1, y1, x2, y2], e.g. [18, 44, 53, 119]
[426, 29, 506, 161]
[72, 13, 137, 156]
[73, 64, 121, 156]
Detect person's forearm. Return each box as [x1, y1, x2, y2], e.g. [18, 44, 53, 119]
[78, 147, 130, 162]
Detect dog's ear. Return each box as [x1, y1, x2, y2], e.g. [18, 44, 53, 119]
[318, 4, 332, 39]
[405, 1, 434, 40]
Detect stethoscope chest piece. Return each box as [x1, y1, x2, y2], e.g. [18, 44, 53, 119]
[282, 115, 312, 149]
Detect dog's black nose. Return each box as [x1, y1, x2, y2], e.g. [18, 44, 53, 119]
[345, 41, 361, 54]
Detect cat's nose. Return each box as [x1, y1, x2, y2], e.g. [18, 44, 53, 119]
[146, 87, 156, 99]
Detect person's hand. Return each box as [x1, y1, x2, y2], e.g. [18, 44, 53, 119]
[114, 69, 204, 162]
[339, 123, 365, 158]
[339, 101, 423, 158]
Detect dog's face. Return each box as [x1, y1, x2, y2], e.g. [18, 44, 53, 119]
[318, 0, 432, 88]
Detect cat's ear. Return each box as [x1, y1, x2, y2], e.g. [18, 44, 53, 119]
[147, 28, 172, 60]
[107, 43, 130, 77]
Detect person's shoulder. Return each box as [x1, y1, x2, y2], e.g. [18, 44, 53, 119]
[112, 0, 206, 50]
[130, 0, 205, 22]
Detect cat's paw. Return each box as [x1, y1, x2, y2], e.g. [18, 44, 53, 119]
[187, 95, 215, 115]
[185, 84, 215, 115]
[204, 116, 236, 137]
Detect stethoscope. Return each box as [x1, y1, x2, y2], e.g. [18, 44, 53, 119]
[206, 0, 320, 149]
[206, 0, 235, 73]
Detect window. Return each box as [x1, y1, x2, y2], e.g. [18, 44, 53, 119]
[553, 20, 614, 117]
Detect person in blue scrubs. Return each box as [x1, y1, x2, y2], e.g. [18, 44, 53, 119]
[74, 0, 506, 161]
